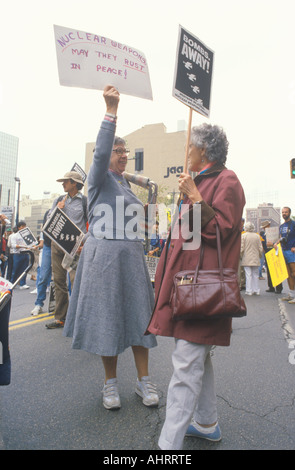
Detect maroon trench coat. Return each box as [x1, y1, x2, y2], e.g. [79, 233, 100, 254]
[147, 163, 246, 346]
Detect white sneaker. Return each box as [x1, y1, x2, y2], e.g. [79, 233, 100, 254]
[31, 305, 43, 316]
[281, 295, 294, 301]
[135, 376, 159, 407]
[102, 378, 121, 410]
[19, 285, 29, 290]
[30, 288, 37, 294]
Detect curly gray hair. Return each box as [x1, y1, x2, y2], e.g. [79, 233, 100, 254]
[244, 222, 255, 232]
[190, 123, 229, 164]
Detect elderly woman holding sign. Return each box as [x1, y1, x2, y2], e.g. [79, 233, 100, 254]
[64, 86, 158, 410]
[147, 123, 245, 449]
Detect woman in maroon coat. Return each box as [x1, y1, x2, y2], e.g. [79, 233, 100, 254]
[147, 123, 245, 450]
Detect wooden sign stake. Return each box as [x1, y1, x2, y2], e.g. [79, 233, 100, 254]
[178, 107, 193, 204]
[184, 107, 193, 174]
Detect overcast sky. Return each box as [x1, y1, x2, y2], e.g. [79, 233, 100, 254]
[1, 0, 295, 214]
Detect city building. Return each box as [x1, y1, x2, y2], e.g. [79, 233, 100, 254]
[0, 131, 19, 222]
[246, 203, 280, 240]
[20, 192, 61, 237]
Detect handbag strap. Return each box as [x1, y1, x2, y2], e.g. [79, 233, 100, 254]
[193, 223, 224, 282]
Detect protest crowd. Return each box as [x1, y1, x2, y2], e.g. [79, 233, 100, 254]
[1, 85, 294, 451]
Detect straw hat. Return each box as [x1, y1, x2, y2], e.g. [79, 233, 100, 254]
[260, 220, 270, 229]
[56, 171, 84, 185]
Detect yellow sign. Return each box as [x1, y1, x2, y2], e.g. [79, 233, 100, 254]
[265, 244, 289, 287]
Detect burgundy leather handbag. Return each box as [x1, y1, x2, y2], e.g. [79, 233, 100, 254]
[170, 224, 247, 321]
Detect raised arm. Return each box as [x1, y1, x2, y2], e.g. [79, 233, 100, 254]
[87, 86, 120, 203]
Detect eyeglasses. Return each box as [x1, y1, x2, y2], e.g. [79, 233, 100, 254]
[112, 147, 130, 156]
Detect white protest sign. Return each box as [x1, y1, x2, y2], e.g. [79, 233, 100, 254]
[1, 206, 13, 225]
[0, 278, 13, 293]
[54, 25, 153, 100]
[145, 255, 160, 282]
[265, 227, 279, 244]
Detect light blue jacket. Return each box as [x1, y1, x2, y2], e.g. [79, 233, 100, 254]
[87, 120, 144, 241]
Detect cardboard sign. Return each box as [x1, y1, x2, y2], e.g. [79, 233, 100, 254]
[42, 207, 84, 257]
[0, 278, 13, 293]
[145, 255, 160, 282]
[1, 206, 13, 225]
[71, 162, 87, 183]
[173, 25, 214, 117]
[18, 227, 38, 247]
[265, 244, 289, 287]
[265, 226, 279, 244]
[54, 25, 153, 100]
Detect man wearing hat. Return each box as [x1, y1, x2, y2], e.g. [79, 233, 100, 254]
[261, 220, 283, 294]
[45, 171, 88, 329]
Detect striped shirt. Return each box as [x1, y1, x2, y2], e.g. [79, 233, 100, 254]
[10, 232, 28, 253]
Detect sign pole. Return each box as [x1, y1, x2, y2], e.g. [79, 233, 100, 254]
[177, 107, 193, 203]
[184, 107, 193, 173]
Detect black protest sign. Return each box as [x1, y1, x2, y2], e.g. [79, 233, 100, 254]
[71, 162, 87, 183]
[42, 207, 84, 257]
[173, 25, 214, 117]
[18, 227, 38, 247]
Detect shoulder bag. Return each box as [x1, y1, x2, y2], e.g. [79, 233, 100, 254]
[170, 224, 247, 321]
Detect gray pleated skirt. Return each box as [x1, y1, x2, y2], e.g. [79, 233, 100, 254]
[63, 236, 157, 356]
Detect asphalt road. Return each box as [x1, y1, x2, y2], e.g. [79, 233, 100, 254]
[1, 276, 295, 451]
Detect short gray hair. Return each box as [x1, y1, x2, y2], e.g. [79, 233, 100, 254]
[114, 136, 126, 146]
[190, 123, 229, 164]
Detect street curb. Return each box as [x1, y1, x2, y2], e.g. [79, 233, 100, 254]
[278, 299, 295, 343]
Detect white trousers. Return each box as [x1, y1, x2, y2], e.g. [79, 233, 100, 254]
[158, 339, 217, 450]
[244, 266, 260, 294]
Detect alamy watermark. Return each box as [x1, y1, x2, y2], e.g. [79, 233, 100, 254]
[91, 197, 201, 251]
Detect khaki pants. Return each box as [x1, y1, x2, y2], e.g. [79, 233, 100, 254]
[51, 243, 76, 323]
[158, 340, 217, 450]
